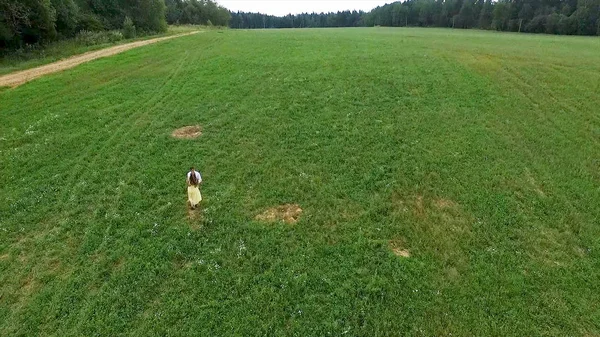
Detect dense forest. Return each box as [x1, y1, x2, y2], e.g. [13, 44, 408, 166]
[0, 0, 230, 51]
[164, 0, 230, 26]
[2, 0, 598, 53]
[231, 0, 600, 36]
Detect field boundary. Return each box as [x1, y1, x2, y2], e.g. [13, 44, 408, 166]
[0, 31, 201, 88]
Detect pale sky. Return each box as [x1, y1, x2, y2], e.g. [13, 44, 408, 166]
[216, 0, 393, 16]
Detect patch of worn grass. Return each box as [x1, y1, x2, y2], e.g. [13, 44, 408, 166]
[171, 125, 202, 139]
[0, 28, 599, 335]
[255, 204, 303, 224]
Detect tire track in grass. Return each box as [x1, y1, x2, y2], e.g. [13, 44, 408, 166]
[78, 42, 219, 321]
[53, 52, 196, 328]
[0, 33, 203, 149]
[498, 58, 600, 213]
[1, 39, 190, 117]
[1, 35, 201, 177]
[494, 61, 599, 267]
[487, 55, 600, 146]
[3, 50, 198, 329]
[53, 50, 193, 217]
[111, 38, 225, 213]
[0, 57, 169, 303]
[88, 51, 194, 212]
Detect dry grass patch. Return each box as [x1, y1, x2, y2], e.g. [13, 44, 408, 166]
[435, 198, 458, 209]
[172, 125, 202, 139]
[391, 193, 472, 264]
[444, 266, 460, 281]
[414, 195, 425, 218]
[48, 259, 61, 272]
[112, 257, 125, 270]
[574, 246, 588, 257]
[394, 194, 461, 217]
[187, 208, 203, 230]
[525, 168, 546, 197]
[255, 204, 303, 224]
[20, 275, 37, 295]
[187, 208, 200, 219]
[389, 241, 410, 258]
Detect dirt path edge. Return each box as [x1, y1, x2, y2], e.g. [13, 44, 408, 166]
[0, 31, 201, 88]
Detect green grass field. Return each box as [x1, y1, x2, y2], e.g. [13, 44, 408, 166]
[1, 28, 599, 336]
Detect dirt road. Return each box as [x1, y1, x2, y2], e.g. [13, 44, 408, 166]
[0, 31, 200, 88]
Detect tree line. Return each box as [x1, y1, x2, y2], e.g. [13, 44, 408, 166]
[230, 0, 600, 36]
[165, 0, 230, 27]
[229, 11, 365, 29]
[0, 0, 230, 51]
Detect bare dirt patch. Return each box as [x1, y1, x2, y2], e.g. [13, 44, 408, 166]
[255, 204, 303, 224]
[435, 198, 457, 209]
[0, 31, 201, 88]
[390, 244, 410, 258]
[171, 125, 202, 139]
[172, 125, 202, 139]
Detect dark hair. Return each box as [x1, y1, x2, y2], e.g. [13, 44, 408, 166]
[189, 168, 198, 186]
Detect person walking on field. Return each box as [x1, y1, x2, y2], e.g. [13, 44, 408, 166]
[187, 167, 202, 209]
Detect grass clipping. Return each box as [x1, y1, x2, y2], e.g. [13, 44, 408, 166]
[172, 125, 202, 139]
[255, 204, 302, 224]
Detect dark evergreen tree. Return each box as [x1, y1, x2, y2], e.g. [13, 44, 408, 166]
[478, 0, 493, 29]
[457, 0, 475, 28]
[228, 0, 599, 37]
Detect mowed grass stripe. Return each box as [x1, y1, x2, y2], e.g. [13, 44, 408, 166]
[1, 28, 599, 335]
[2, 35, 212, 219]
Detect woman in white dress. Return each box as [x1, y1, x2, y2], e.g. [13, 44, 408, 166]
[187, 167, 202, 209]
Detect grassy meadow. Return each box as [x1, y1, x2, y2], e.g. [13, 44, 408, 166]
[1, 28, 599, 336]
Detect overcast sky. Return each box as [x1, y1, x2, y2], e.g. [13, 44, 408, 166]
[216, 1, 393, 16]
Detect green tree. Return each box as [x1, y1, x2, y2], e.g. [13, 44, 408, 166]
[571, 0, 600, 35]
[545, 13, 561, 33]
[492, 1, 509, 30]
[51, 0, 80, 37]
[517, 3, 533, 31]
[122, 15, 135, 38]
[558, 13, 577, 34]
[127, 0, 167, 33]
[1, 0, 57, 47]
[457, 0, 475, 28]
[0, 0, 31, 48]
[525, 15, 546, 32]
[478, 0, 493, 28]
[165, 0, 183, 24]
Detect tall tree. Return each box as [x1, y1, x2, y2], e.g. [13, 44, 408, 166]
[492, 1, 510, 30]
[478, 0, 493, 28]
[457, 0, 475, 28]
